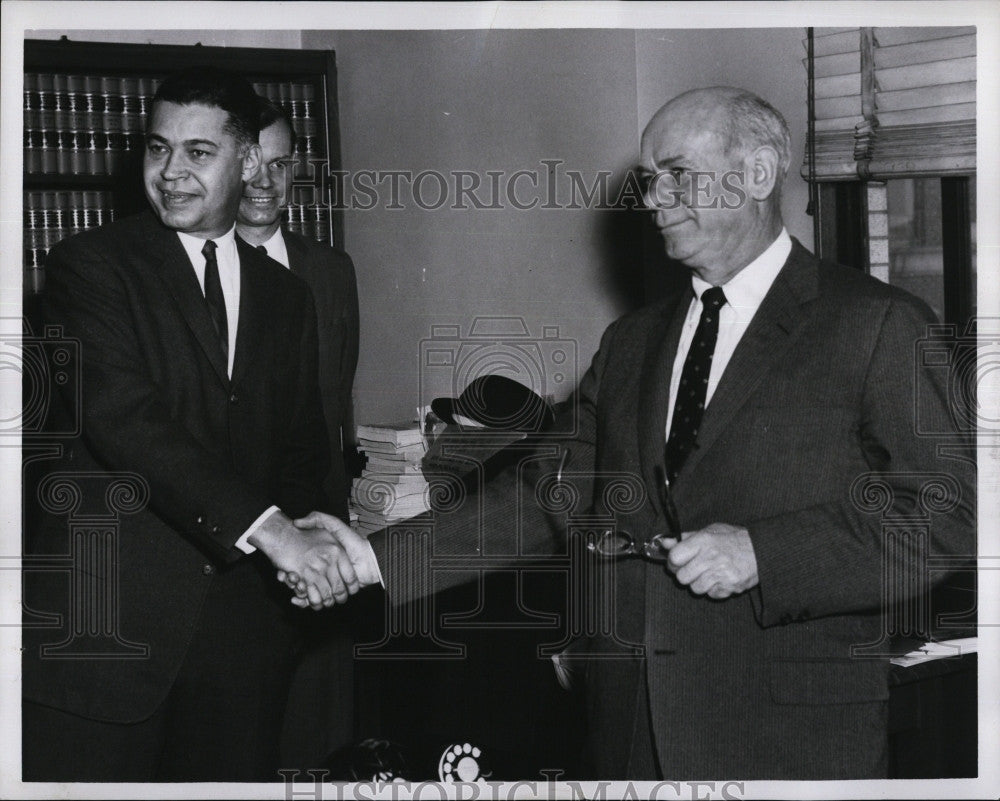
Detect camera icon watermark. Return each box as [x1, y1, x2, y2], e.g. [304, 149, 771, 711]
[418, 316, 578, 435]
[1, 320, 80, 438]
[915, 318, 1000, 438]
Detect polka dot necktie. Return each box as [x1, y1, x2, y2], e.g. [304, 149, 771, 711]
[201, 239, 228, 364]
[665, 286, 727, 483]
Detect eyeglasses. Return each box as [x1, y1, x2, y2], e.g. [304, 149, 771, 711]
[587, 528, 674, 562]
[586, 465, 681, 563]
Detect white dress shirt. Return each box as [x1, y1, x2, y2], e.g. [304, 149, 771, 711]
[257, 227, 291, 269]
[176, 227, 240, 379]
[665, 228, 792, 436]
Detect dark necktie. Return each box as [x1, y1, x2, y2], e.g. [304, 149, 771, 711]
[665, 286, 727, 483]
[257, 245, 267, 254]
[201, 239, 228, 364]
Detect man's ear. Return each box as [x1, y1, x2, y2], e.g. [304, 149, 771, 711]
[240, 143, 263, 182]
[744, 145, 780, 201]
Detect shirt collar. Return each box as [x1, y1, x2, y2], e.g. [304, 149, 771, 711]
[259, 227, 290, 269]
[176, 225, 238, 269]
[690, 228, 791, 319]
[261, 227, 285, 253]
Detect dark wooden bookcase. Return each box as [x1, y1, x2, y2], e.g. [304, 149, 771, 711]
[23, 36, 343, 294]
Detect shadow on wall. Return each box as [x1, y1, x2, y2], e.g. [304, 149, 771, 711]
[592, 170, 688, 314]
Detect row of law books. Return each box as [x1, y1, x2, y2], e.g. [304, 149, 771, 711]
[23, 73, 326, 177]
[25, 72, 160, 177]
[285, 201, 332, 243]
[24, 190, 116, 293]
[351, 422, 430, 535]
[24, 74, 324, 134]
[23, 130, 325, 179]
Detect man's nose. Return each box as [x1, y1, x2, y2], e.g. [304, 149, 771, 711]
[160, 150, 187, 180]
[644, 175, 685, 215]
[250, 164, 273, 189]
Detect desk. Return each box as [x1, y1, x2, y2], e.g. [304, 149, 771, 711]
[888, 650, 977, 778]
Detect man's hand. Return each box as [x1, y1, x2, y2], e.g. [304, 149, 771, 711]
[278, 511, 382, 608]
[249, 511, 359, 610]
[664, 522, 758, 599]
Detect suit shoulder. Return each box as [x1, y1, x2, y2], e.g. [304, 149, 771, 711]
[252, 247, 312, 295]
[284, 230, 355, 270]
[44, 213, 177, 285]
[48, 212, 159, 257]
[606, 295, 681, 338]
[283, 231, 357, 301]
[815, 257, 938, 325]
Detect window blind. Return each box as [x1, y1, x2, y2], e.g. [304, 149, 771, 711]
[804, 26, 976, 180]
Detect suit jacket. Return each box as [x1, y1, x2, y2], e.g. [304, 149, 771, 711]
[369, 240, 976, 779]
[283, 230, 359, 520]
[23, 211, 330, 723]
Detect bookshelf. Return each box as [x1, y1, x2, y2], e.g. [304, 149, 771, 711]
[23, 37, 343, 294]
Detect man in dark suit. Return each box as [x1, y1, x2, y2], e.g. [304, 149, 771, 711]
[22, 68, 362, 781]
[235, 96, 361, 766]
[293, 86, 975, 779]
[236, 97, 360, 511]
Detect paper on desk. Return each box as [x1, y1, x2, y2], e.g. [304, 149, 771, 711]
[889, 637, 978, 667]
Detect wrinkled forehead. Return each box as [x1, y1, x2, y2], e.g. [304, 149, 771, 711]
[640, 106, 730, 168]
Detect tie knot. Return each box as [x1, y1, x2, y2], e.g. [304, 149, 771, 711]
[701, 286, 727, 311]
[201, 239, 217, 260]
[256, 245, 267, 254]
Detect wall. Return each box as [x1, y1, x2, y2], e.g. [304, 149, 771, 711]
[306, 27, 812, 424]
[303, 29, 642, 423]
[29, 28, 813, 425]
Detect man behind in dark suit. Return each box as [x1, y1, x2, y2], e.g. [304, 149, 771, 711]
[235, 96, 361, 767]
[294, 86, 976, 779]
[22, 67, 362, 782]
[236, 96, 360, 508]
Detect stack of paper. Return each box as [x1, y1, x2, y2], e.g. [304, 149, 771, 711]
[352, 422, 430, 534]
[889, 637, 978, 667]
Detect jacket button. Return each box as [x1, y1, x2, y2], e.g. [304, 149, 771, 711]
[196, 515, 205, 525]
[202, 564, 215, 575]
[210, 525, 221, 535]
[229, 392, 239, 404]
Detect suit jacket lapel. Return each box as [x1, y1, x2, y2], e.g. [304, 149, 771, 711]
[637, 287, 693, 516]
[231, 237, 270, 387]
[150, 221, 229, 385]
[283, 230, 308, 276]
[678, 239, 819, 481]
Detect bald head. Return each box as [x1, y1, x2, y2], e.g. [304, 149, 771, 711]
[646, 87, 792, 188]
[639, 86, 790, 282]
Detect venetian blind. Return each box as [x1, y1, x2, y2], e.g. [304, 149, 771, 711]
[804, 26, 976, 180]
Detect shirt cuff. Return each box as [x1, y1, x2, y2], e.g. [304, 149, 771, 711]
[361, 536, 386, 589]
[234, 505, 281, 554]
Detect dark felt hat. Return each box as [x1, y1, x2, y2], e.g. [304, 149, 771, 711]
[431, 375, 554, 432]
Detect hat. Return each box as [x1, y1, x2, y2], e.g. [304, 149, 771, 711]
[431, 375, 554, 432]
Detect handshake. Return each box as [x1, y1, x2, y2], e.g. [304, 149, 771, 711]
[250, 510, 382, 611]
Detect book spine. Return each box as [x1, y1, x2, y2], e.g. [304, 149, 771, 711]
[23, 189, 117, 293]
[24, 190, 45, 293]
[101, 76, 123, 133]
